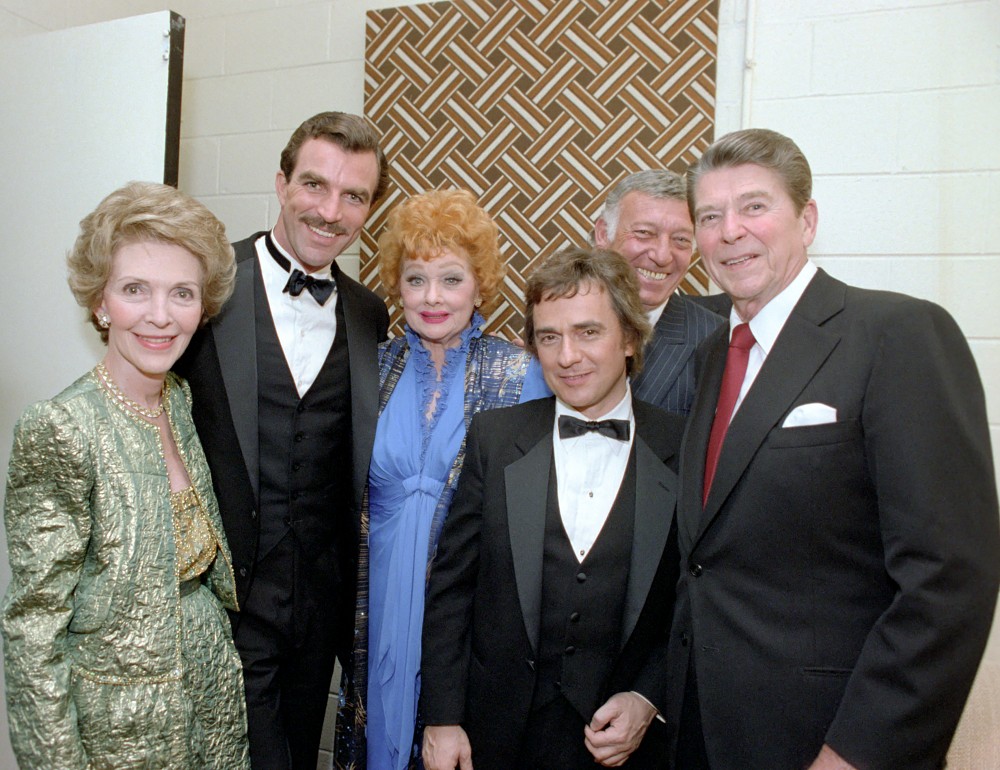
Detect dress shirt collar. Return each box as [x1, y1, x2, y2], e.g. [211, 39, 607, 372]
[647, 297, 670, 328]
[730, 260, 817, 355]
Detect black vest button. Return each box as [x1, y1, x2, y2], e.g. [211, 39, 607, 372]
[564, 645, 576, 655]
[294, 432, 304, 442]
[569, 612, 580, 622]
[689, 563, 703, 577]
[576, 572, 587, 583]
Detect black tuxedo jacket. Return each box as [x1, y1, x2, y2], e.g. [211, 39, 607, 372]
[421, 397, 685, 769]
[667, 268, 1000, 769]
[633, 294, 724, 415]
[174, 233, 389, 606]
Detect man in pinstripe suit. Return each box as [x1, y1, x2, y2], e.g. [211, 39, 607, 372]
[595, 171, 725, 415]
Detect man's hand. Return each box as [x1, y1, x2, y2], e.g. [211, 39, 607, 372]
[584, 691, 657, 767]
[423, 724, 474, 770]
[807, 744, 859, 770]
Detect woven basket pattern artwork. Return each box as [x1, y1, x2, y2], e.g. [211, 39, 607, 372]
[363, 0, 720, 338]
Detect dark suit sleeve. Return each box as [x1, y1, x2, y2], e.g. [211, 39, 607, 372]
[373, 292, 389, 342]
[825, 301, 1000, 766]
[420, 413, 488, 725]
[625, 524, 679, 717]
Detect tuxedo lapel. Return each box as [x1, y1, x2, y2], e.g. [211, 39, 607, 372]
[697, 271, 847, 540]
[504, 402, 555, 655]
[340, 274, 382, 513]
[621, 430, 677, 647]
[213, 250, 260, 502]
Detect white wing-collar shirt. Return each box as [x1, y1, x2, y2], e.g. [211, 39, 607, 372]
[552, 384, 636, 563]
[256, 232, 338, 397]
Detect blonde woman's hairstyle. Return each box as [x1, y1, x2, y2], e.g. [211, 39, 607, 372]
[67, 181, 236, 341]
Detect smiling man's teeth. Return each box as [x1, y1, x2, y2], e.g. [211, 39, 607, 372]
[636, 267, 668, 281]
[308, 225, 336, 239]
[725, 254, 754, 266]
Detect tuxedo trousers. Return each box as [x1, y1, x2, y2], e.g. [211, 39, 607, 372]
[232, 535, 340, 770]
[519, 694, 596, 769]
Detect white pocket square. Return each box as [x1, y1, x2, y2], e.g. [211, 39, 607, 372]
[782, 403, 838, 428]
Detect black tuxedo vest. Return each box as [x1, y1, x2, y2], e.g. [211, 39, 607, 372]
[534, 451, 636, 720]
[254, 270, 353, 579]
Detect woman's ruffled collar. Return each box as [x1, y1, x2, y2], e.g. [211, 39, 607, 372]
[403, 311, 484, 372]
[404, 312, 484, 431]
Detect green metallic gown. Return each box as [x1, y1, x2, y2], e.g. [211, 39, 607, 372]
[1, 369, 250, 770]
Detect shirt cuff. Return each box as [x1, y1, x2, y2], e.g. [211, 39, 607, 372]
[629, 690, 665, 723]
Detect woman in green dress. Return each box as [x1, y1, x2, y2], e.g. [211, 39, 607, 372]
[1, 181, 250, 769]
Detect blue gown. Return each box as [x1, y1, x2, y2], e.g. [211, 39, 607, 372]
[364, 320, 547, 770]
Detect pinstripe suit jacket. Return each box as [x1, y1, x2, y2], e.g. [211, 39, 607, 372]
[631, 293, 724, 416]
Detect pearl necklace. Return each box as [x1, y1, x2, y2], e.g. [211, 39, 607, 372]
[95, 362, 165, 420]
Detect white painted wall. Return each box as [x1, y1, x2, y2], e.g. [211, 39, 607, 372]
[1, 0, 998, 766]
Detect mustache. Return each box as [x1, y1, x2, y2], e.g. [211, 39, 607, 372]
[301, 217, 348, 236]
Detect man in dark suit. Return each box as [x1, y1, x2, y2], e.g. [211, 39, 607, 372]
[420, 247, 686, 770]
[594, 170, 725, 415]
[669, 128, 1000, 770]
[175, 112, 390, 769]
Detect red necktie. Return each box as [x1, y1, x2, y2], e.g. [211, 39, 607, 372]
[703, 323, 756, 506]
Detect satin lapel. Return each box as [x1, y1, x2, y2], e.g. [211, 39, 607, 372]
[621, 433, 677, 647]
[679, 325, 727, 549]
[343, 282, 382, 513]
[213, 254, 260, 502]
[697, 273, 845, 540]
[504, 407, 554, 655]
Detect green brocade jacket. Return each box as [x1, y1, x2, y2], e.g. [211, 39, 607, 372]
[1, 370, 239, 769]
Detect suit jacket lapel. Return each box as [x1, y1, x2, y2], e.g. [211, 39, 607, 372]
[621, 428, 677, 647]
[504, 400, 679, 654]
[697, 271, 846, 540]
[504, 401, 555, 655]
[213, 250, 260, 502]
[679, 325, 726, 549]
[340, 274, 382, 514]
[633, 296, 691, 405]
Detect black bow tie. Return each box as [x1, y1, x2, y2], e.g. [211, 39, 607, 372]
[558, 415, 630, 441]
[264, 233, 335, 306]
[283, 269, 335, 305]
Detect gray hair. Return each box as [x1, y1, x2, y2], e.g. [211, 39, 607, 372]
[598, 169, 687, 240]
